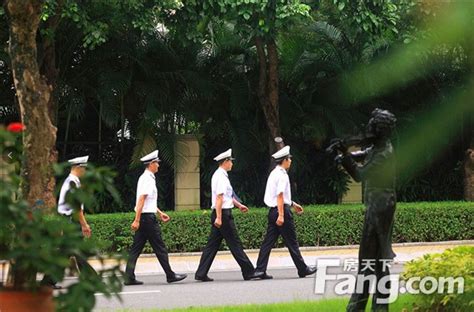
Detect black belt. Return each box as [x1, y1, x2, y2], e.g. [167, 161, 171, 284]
[270, 204, 291, 209]
[140, 213, 156, 218]
[211, 209, 233, 215]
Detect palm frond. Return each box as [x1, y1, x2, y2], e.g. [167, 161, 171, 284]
[312, 21, 343, 44]
[96, 70, 131, 128]
[59, 84, 86, 121]
[156, 132, 175, 166]
[131, 119, 157, 167]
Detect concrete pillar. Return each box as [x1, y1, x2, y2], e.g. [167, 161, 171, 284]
[174, 135, 200, 211]
[341, 147, 363, 203]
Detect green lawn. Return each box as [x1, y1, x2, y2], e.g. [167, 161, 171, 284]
[149, 295, 418, 312]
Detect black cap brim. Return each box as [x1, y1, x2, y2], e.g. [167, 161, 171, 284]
[144, 158, 161, 164]
[274, 154, 292, 162]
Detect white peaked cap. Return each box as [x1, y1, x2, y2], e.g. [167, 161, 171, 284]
[140, 150, 161, 164]
[271, 145, 292, 160]
[213, 148, 235, 162]
[68, 155, 89, 167]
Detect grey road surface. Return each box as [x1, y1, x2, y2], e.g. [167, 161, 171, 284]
[89, 265, 404, 311]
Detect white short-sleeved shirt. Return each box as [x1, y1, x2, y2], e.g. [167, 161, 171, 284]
[58, 173, 84, 216]
[264, 166, 292, 207]
[211, 167, 234, 209]
[135, 170, 158, 213]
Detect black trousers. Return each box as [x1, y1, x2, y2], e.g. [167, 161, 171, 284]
[256, 205, 307, 274]
[195, 209, 255, 278]
[125, 213, 174, 280]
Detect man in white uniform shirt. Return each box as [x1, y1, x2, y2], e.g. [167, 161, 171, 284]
[42, 155, 96, 288]
[124, 150, 187, 285]
[255, 146, 317, 279]
[195, 149, 263, 282]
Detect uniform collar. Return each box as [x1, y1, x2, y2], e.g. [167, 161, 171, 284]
[68, 173, 80, 183]
[145, 169, 156, 180]
[218, 166, 229, 177]
[276, 165, 287, 174]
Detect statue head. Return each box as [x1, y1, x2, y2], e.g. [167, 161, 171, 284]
[366, 108, 396, 139]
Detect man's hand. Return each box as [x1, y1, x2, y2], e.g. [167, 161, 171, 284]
[160, 212, 171, 223]
[239, 204, 249, 213]
[81, 224, 92, 238]
[293, 202, 304, 215]
[131, 220, 140, 232]
[214, 217, 222, 228]
[276, 215, 284, 226]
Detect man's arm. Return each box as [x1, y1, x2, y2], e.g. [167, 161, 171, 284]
[232, 198, 249, 213]
[78, 209, 91, 238]
[214, 194, 223, 228]
[157, 207, 170, 222]
[276, 192, 284, 226]
[131, 195, 147, 231]
[291, 201, 304, 215]
[70, 180, 91, 237]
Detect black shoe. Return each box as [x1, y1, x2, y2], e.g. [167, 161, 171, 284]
[243, 271, 265, 281]
[124, 279, 144, 286]
[41, 282, 62, 289]
[298, 266, 317, 278]
[195, 275, 214, 282]
[167, 273, 187, 283]
[255, 271, 273, 280]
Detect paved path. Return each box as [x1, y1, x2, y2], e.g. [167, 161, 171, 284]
[75, 241, 470, 311]
[92, 265, 403, 311]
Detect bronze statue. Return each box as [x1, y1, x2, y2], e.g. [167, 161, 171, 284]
[332, 108, 397, 312]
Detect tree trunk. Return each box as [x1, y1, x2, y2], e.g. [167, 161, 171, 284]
[38, 0, 63, 127]
[5, 0, 57, 209]
[255, 36, 284, 154]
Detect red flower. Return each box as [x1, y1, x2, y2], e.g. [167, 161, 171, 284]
[7, 122, 25, 133]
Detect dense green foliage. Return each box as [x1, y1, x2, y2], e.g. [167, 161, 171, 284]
[87, 202, 474, 254]
[402, 246, 473, 312]
[1, 1, 472, 211]
[0, 127, 124, 309]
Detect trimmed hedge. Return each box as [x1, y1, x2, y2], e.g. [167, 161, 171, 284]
[402, 246, 474, 311]
[87, 202, 474, 254]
